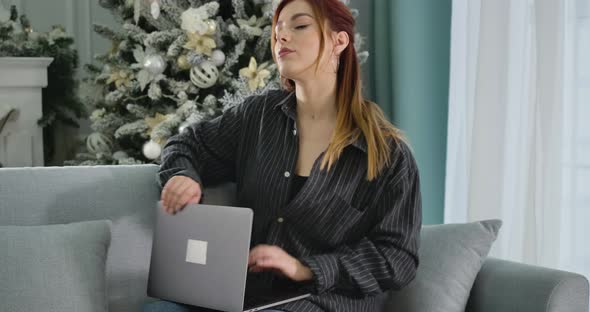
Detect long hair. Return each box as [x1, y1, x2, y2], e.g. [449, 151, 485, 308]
[271, 0, 408, 181]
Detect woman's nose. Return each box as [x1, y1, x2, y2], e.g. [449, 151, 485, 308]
[277, 29, 290, 42]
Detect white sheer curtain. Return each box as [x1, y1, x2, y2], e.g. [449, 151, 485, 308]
[445, 0, 590, 282]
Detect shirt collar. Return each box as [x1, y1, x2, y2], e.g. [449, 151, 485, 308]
[273, 90, 297, 120]
[350, 133, 368, 153]
[273, 90, 368, 153]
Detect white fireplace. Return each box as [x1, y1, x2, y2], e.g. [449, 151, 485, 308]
[0, 57, 53, 167]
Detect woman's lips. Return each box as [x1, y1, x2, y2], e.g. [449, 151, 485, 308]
[279, 50, 294, 58]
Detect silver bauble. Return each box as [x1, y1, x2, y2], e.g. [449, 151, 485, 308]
[86, 132, 114, 154]
[178, 122, 190, 134]
[143, 54, 167, 75]
[150, 0, 160, 19]
[142, 140, 162, 160]
[112, 150, 129, 160]
[211, 49, 226, 67]
[190, 61, 218, 88]
[206, 20, 217, 34]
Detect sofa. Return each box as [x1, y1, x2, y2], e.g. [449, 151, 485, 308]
[0, 165, 588, 312]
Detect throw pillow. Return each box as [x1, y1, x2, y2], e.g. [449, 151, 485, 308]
[385, 219, 502, 312]
[0, 220, 112, 312]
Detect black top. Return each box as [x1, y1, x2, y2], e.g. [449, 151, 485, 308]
[289, 174, 308, 202]
[158, 89, 422, 312]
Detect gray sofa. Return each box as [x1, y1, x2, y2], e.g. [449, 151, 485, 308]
[0, 165, 588, 312]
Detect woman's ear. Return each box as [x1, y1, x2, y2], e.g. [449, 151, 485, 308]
[332, 31, 350, 56]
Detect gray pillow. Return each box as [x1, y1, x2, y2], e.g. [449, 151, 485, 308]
[386, 219, 502, 312]
[0, 220, 112, 312]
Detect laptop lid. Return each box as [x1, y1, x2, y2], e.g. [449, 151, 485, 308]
[148, 202, 253, 312]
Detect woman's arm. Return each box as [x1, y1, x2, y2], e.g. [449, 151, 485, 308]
[299, 146, 422, 298]
[157, 95, 257, 188]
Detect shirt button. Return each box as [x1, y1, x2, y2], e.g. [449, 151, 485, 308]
[284, 171, 290, 178]
[277, 217, 284, 223]
[292, 129, 297, 135]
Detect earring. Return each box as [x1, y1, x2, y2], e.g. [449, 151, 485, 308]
[332, 55, 340, 73]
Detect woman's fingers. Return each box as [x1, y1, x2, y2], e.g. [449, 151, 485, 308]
[161, 176, 201, 214]
[174, 184, 199, 212]
[248, 256, 272, 272]
[173, 180, 201, 213]
[180, 183, 201, 210]
[248, 245, 287, 273]
[170, 181, 194, 212]
[161, 177, 180, 212]
[249, 264, 264, 273]
[248, 244, 270, 265]
[247, 245, 301, 280]
[249, 257, 288, 277]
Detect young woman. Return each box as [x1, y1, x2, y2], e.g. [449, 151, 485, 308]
[144, 0, 422, 311]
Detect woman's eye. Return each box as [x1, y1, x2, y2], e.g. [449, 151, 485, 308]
[295, 25, 309, 30]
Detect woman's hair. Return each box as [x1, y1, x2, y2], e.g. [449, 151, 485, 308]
[271, 0, 408, 181]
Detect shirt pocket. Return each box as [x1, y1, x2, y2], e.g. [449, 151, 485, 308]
[300, 193, 365, 247]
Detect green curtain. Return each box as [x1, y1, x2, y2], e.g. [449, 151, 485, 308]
[369, 0, 452, 224]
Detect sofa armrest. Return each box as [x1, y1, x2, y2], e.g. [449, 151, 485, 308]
[466, 257, 589, 312]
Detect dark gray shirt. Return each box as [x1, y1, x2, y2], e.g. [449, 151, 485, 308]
[157, 89, 422, 312]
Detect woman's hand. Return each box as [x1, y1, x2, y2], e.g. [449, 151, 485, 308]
[248, 244, 314, 282]
[161, 176, 202, 214]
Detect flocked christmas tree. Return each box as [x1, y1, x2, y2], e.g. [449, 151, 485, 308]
[67, 0, 368, 166]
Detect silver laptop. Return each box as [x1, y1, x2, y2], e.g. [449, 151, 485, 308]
[147, 201, 311, 312]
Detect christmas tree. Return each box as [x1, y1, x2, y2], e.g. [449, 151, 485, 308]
[68, 0, 368, 166]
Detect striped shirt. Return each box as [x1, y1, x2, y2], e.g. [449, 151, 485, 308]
[157, 89, 422, 312]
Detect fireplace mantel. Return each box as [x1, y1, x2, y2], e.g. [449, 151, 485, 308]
[0, 57, 53, 167]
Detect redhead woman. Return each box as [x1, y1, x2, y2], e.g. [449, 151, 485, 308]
[143, 0, 422, 311]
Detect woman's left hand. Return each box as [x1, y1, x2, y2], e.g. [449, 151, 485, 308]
[248, 244, 314, 282]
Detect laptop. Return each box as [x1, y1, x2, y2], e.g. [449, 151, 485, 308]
[147, 201, 311, 312]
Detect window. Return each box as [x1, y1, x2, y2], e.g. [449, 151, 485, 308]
[562, 0, 590, 279]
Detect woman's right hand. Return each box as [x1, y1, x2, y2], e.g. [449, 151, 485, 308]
[161, 176, 202, 214]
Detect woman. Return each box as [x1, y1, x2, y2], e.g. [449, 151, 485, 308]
[145, 0, 422, 311]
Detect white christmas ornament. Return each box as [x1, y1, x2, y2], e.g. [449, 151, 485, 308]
[211, 49, 225, 67]
[178, 122, 190, 133]
[190, 61, 218, 88]
[87, 132, 114, 154]
[180, 6, 218, 35]
[112, 150, 129, 160]
[150, 0, 160, 19]
[206, 20, 217, 34]
[143, 140, 162, 159]
[143, 54, 167, 75]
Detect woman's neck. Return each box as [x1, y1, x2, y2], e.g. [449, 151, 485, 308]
[294, 77, 338, 121]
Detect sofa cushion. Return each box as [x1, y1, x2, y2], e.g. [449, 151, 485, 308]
[385, 219, 502, 312]
[0, 220, 111, 312]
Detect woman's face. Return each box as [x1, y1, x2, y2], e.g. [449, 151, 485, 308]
[274, 0, 336, 82]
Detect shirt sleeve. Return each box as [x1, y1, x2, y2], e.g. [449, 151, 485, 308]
[299, 142, 422, 298]
[157, 96, 256, 188]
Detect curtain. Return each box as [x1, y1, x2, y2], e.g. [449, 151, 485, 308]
[371, 0, 452, 224]
[445, 0, 590, 282]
